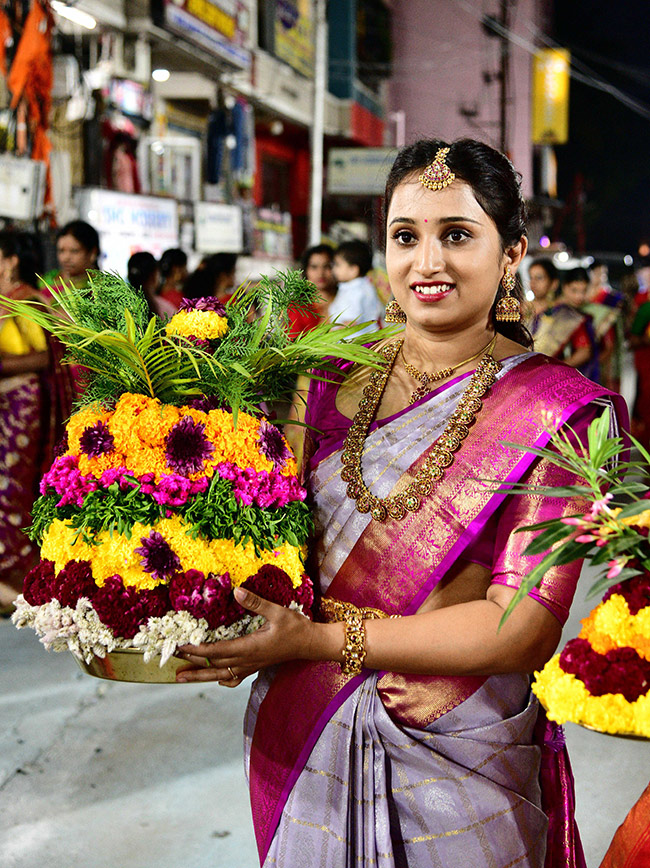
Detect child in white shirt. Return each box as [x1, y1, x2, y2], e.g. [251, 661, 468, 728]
[330, 240, 384, 335]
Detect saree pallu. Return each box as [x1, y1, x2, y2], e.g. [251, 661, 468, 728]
[245, 354, 626, 868]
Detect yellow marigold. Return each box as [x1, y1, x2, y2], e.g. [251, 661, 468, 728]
[578, 595, 650, 661]
[77, 450, 126, 477]
[532, 655, 648, 736]
[622, 508, 650, 529]
[41, 515, 306, 593]
[166, 310, 229, 341]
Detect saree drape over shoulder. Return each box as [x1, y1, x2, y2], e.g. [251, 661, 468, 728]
[244, 352, 627, 868]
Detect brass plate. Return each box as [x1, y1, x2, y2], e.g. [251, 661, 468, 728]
[73, 648, 210, 684]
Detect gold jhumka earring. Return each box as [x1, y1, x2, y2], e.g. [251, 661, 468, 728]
[495, 266, 520, 322]
[419, 147, 456, 191]
[384, 300, 407, 323]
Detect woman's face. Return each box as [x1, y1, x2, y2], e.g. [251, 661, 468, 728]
[561, 280, 588, 308]
[306, 252, 334, 294]
[0, 250, 17, 288]
[528, 264, 557, 300]
[57, 234, 96, 280]
[385, 176, 524, 336]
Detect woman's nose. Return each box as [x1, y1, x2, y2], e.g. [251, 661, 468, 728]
[414, 238, 444, 275]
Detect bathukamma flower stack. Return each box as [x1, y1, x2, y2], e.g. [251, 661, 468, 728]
[6, 271, 383, 667]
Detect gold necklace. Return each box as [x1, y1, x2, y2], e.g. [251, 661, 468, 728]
[401, 337, 497, 405]
[340, 335, 500, 522]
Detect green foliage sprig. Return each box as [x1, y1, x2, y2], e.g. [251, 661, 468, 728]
[1, 269, 396, 417]
[499, 409, 650, 625]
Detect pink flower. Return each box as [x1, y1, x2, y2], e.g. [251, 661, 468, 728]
[561, 516, 585, 526]
[576, 534, 597, 543]
[588, 492, 613, 518]
[606, 559, 625, 579]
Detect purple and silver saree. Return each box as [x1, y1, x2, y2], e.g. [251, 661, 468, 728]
[244, 352, 627, 868]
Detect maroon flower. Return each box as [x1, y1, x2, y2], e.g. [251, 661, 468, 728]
[169, 569, 238, 629]
[243, 565, 295, 608]
[603, 572, 650, 615]
[54, 560, 97, 607]
[257, 420, 290, 469]
[53, 431, 69, 457]
[134, 530, 181, 581]
[23, 560, 56, 605]
[92, 576, 169, 639]
[79, 421, 115, 458]
[165, 416, 214, 475]
[293, 575, 314, 613]
[560, 638, 650, 702]
[187, 395, 228, 414]
[179, 297, 226, 314]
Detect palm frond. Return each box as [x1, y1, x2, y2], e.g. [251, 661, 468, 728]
[1, 269, 396, 411]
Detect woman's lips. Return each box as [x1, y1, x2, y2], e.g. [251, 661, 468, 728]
[410, 283, 455, 301]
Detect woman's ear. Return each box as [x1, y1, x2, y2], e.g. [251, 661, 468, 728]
[505, 237, 528, 273]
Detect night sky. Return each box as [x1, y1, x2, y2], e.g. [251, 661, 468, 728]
[553, 0, 650, 254]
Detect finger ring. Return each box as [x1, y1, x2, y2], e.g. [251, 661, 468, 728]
[227, 666, 236, 680]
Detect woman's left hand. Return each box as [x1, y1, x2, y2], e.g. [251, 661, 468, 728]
[175, 586, 316, 686]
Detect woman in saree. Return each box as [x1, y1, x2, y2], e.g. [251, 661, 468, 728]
[532, 267, 598, 380]
[0, 232, 74, 610]
[177, 138, 627, 867]
[41, 220, 100, 293]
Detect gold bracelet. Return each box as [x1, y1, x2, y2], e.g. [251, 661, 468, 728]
[341, 612, 366, 677]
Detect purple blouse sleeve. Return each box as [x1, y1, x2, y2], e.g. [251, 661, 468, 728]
[490, 399, 620, 625]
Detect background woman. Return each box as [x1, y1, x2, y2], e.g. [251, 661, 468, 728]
[177, 139, 625, 867]
[526, 256, 559, 336]
[42, 220, 100, 292]
[533, 267, 598, 379]
[127, 251, 174, 319]
[0, 232, 73, 610]
[287, 243, 337, 339]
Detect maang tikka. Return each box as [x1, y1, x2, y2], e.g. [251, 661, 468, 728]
[419, 147, 456, 192]
[495, 266, 520, 322]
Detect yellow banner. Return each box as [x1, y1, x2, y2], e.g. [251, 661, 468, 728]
[532, 49, 570, 145]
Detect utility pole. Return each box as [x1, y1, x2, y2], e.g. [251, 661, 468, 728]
[309, 0, 327, 246]
[499, 0, 510, 153]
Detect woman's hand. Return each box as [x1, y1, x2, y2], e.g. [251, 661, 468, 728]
[175, 586, 318, 686]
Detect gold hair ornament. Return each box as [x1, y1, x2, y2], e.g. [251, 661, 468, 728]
[419, 147, 456, 192]
[495, 266, 520, 323]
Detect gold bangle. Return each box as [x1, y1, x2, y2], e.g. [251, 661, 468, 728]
[341, 613, 366, 677]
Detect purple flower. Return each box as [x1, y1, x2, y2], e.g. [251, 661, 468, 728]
[165, 416, 215, 475]
[40, 454, 98, 506]
[257, 420, 290, 469]
[79, 421, 115, 458]
[152, 473, 193, 507]
[179, 297, 226, 314]
[134, 530, 181, 580]
[187, 395, 229, 414]
[169, 569, 238, 629]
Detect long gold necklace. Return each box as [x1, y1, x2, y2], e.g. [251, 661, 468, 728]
[401, 337, 496, 405]
[340, 335, 500, 522]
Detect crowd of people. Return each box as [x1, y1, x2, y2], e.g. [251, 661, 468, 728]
[525, 255, 650, 447]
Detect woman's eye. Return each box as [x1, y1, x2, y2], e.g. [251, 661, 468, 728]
[393, 229, 416, 245]
[446, 229, 470, 243]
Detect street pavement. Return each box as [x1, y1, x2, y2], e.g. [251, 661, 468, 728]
[1, 562, 648, 868]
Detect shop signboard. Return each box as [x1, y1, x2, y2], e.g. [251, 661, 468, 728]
[151, 0, 250, 69]
[252, 208, 292, 260]
[532, 48, 570, 145]
[327, 148, 397, 196]
[195, 202, 243, 253]
[274, 0, 314, 78]
[76, 188, 179, 277]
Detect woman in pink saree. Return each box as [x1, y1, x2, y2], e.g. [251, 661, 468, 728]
[177, 139, 627, 867]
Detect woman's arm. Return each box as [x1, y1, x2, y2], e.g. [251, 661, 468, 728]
[176, 584, 560, 684]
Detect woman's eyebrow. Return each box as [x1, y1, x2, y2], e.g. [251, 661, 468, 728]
[388, 215, 483, 227]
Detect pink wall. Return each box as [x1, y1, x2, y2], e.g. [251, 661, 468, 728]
[387, 0, 544, 196]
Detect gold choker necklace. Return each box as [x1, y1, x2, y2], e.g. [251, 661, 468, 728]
[401, 337, 497, 404]
[341, 335, 500, 522]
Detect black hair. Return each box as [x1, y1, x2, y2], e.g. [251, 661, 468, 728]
[183, 252, 238, 300]
[0, 231, 42, 288]
[160, 248, 188, 278]
[529, 257, 558, 283]
[300, 243, 334, 273]
[127, 252, 159, 291]
[335, 239, 373, 277]
[561, 267, 590, 285]
[56, 220, 100, 261]
[588, 258, 606, 272]
[384, 137, 532, 348]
